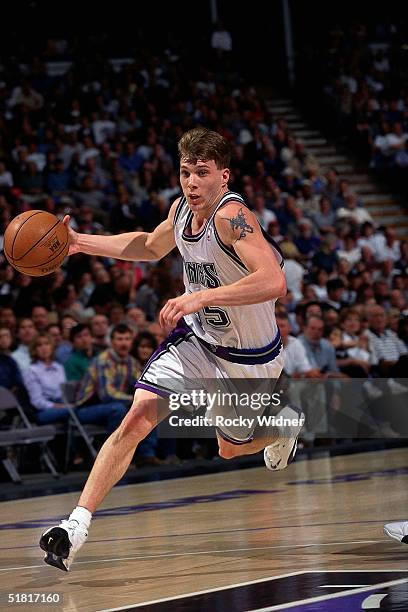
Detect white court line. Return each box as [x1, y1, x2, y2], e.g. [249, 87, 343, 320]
[320, 584, 369, 587]
[251, 578, 408, 611]
[95, 571, 308, 612]
[0, 539, 384, 572]
[98, 576, 408, 612]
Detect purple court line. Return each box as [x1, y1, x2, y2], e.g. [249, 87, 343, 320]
[0, 517, 399, 552]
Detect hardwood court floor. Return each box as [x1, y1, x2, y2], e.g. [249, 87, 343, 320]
[0, 448, 407, 611]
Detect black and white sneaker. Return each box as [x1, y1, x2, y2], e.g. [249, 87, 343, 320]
[384, 521, 408, 544]
[264, 405, 305, 471]
[40, 519, 88, 571]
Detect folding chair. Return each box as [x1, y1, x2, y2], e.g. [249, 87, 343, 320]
[60, 381, 106, 470]
[0, 386, 59, 483]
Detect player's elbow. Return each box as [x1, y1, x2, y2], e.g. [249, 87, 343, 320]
[144, 234, 162, 260]
[270, 276, 286, 300]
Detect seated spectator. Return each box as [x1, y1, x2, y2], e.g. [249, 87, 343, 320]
[131, 331, 157, 371]
[135, 269, 172, 322]
[324, 278, 347, 311]
[337, 193, 373, 225]
[267, 219, 284, 243]
[46, 323, 67, 362]
[337, 234, 361, 267]
[253, 193, 276, 230]
[357, 222, 384, 255]
[11, 318, 37, 372]
[23, 333, 128, 434]
[298, 315, 341, 441]
[322, 306, 340, 333]
[53, 283, 85, 319]
[126, 307, 148, 333]
[77, 323, 138, 406]
[31, 305, 50, 332]
[0, 307, 17, 337]
[65, 324, 98, 381]
[366, 304, 407, 377]
[294, 220, 320, 261]
[277, 313, 320, 378]
[22, 333, 66, 420]
[54, 314, 78, 364]
[0, 327, 24, 392]
[312, 196, 336, 234]
[310, 269, 329, 301]
[280, 241, 304, 303]
[90, 314, 110, 353]
[298, 316, 340, 377]
[0, 162, 13, 188]
[374, 227, 400, 263]
[46, 159, 70, 195]
[77, 323, 159, 464]
[328, 322, 369, 377]
[312, 234, 338, 274]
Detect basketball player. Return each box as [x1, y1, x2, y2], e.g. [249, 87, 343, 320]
[384, 521, 408, 544]
[39, 128, 304, 571]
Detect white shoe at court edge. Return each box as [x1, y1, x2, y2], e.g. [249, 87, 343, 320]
[39, 519, 88, 571]
[264, 405, 305, 471]
[384, 521, 408, 544]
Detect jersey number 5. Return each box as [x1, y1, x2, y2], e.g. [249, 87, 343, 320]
[202, 306, 231, 328]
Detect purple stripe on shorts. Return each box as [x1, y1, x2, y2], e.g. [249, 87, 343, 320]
[138, 318, 192, 379]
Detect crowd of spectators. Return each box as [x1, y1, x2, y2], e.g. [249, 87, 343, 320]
[316, 21, 408, 190]
[0, 33, 407, 474]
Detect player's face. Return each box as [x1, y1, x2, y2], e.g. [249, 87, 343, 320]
[180, 159, 229, 213]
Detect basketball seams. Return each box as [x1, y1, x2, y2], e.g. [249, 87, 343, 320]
[12, 236, 69, 269]
[9, 210, 43, 260]
[12, 218, 62, 262]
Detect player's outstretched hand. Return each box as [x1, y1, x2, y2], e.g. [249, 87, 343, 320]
[62, 215, 80, 255]
[159, 293, 205, 330]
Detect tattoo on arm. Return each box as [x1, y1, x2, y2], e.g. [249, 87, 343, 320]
[223, 207, 254, 240]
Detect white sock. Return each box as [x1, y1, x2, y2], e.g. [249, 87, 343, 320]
[68, 506, 92, 528]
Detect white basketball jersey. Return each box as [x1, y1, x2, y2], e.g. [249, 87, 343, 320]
[173, 191, 284, 349]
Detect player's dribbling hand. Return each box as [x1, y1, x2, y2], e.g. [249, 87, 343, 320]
[159, 293, 205, 330]
[62, 215, 80, 255]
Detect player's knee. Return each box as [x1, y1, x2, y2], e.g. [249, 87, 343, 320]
[115, 402, 154, 444]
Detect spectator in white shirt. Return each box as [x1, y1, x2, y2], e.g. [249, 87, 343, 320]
[357, 222, 384, 254]
[311, 269, 329, 301]
[366, 304, 407, 375]
[337, 193, 373, 225]
[280, 241, 305, 303]
[253, 194, 276, 230]
[337, 234, 362, 267]
[0, 162, 13, 188]
[11, 318, 37, 372]
[374, 227, 400, 263]
[277, 313, 320, 378]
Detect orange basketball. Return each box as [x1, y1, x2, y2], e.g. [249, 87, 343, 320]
[3, 210, 69, 276]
